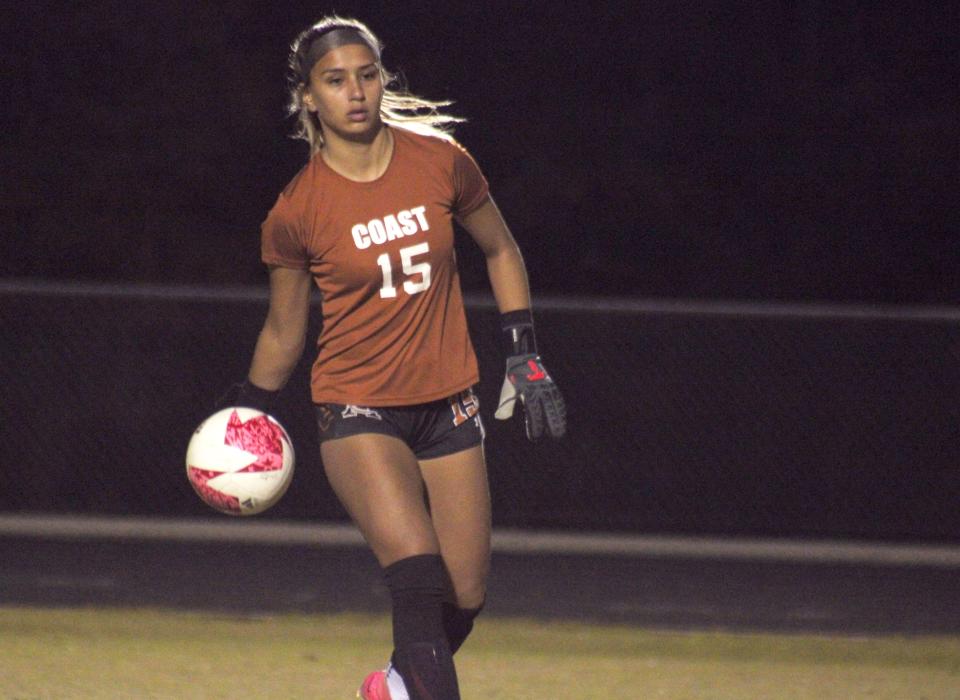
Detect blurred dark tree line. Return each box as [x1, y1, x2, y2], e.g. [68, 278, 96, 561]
[1, 1, 956, 302]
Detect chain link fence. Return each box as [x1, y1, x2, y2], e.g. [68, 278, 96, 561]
[2, 281, 958, 541]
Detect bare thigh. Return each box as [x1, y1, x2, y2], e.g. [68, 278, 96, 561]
[321, 433, 439, 567]
[419, 445, 491, 610]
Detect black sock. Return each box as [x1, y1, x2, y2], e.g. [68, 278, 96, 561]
[392, 641, 458, 700]
[442, 601, 484, 655]
[384, 554, 460, 700]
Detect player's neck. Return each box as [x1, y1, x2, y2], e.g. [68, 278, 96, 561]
[320, 125, 394, 183]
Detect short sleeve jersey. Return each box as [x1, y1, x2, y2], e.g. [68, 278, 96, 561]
[260, 126, 489, 406]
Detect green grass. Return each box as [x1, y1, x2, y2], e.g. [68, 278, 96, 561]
[1, 607, 958, 699]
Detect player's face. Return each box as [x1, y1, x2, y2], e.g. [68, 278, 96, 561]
[303, 43, 384, 142]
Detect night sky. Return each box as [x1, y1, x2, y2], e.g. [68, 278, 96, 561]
[2, 2, 956, 303]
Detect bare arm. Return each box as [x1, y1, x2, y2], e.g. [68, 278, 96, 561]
[247, 266, 313, 391]
[457, 196, 531, 313]
[460, 197, 566, 437]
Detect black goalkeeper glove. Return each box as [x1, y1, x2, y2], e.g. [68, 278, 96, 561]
[218, 380, 279, 415]
[494, 310, 566, 440]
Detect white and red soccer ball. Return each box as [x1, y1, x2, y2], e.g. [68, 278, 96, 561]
[186, 407, 295, 516]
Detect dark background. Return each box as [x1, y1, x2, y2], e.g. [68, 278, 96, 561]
[3, 289, 959, 541]
[2, 1, 957, 302]
[1, 2, 959, 543]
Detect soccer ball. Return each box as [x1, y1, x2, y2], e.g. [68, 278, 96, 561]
[186, 407, 295, 516]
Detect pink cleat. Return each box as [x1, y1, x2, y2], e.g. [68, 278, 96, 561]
[357, 670, 392, 700]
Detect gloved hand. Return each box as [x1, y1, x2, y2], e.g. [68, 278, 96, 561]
[494, 353, 566, 440]
[217, 380, 279, 414]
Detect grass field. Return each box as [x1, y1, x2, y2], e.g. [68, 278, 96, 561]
[2, 607, 958, 699]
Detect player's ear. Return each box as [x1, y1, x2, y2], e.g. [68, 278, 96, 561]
[300, 84, 316, 112]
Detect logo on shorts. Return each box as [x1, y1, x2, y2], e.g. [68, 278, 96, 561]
[449, 388, 480, 427]
[317, 405, 335, 432]
[341, 405, 383, 420]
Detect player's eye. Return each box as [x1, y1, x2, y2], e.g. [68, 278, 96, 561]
[361, 71, 378, 81]
[326, 77, 343, 85]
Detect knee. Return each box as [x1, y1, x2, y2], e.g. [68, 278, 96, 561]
[453, 579, 486, 611]
[445, 558, 488, 610]
[369, 522, 440, 569]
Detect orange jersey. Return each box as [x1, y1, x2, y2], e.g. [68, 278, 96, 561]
[260, 126, 490, 405]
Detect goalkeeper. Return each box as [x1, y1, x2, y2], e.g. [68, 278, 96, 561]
[235, 14, 565, 700]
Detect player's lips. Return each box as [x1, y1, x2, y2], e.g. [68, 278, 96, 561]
[347, 109, 369, 122]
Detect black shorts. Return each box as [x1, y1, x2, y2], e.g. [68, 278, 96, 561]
[315, 387, 485, 460]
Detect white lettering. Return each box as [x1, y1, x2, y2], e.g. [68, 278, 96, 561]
[397, 210, 418, 235]
[350, 206, 430, 250]
[384, 215, 404, 241]
[410, 206, 429, 231]
[367, 219, 387, 245]
[351, 224, 371, 250]
[341, 405, 382, 420]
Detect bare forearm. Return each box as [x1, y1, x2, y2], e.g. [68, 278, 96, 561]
[486, 244, 532, 313]
[245, 266, 312, 392]
[459, 196, 534, 312]
[247, 323, 305, 391]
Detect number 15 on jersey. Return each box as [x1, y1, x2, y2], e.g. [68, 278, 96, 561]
[376, 242, 431, 298]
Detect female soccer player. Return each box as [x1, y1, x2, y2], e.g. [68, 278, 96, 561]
[236, 16, 565, 700]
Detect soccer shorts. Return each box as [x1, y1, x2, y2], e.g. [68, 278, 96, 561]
[314, 387, 485, 459]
